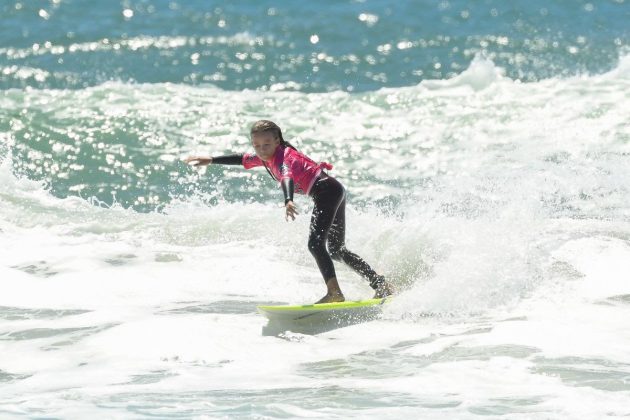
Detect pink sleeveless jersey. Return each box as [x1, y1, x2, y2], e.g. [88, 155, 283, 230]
[242, 146, 333, 195]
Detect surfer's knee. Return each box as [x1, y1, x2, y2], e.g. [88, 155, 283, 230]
[308, 234, 326, 256]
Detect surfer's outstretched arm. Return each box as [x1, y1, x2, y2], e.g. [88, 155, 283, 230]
[184, 154, 244, 167]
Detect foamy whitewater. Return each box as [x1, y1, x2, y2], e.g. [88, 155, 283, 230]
[2, 0, 630, 417]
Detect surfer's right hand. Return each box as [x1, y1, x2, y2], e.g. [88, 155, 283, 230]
[285, 200, 298, 221]
[184, 156, 212, 167]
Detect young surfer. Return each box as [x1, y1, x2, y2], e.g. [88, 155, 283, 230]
[185, 120, 395, 303]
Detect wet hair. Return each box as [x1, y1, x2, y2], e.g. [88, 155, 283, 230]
[250, 120, 297, 150]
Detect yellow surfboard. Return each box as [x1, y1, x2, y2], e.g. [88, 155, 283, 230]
[258, 298, 390, 322]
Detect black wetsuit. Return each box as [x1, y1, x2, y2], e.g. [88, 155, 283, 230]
[210, 154, 384, 290]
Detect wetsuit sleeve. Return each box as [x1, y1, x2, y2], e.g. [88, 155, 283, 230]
[211, 154, 244, 165]
[279, 154, 295, 204]
[281, 178, 294, 204]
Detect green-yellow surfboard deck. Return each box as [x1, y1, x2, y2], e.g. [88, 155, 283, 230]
[257, 297, 390, 321]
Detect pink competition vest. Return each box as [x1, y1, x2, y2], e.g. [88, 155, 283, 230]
[242, 146, 333, 195]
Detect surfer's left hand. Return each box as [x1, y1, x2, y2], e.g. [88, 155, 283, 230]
[285, 201, 298, 221]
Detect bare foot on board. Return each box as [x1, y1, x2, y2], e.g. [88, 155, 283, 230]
[315, 292, 345, 304]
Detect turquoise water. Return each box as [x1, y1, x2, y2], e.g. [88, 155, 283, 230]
[1, 1, 627, 91]
[1, 1, 630, 419]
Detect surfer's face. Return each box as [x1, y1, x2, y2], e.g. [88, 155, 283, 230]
[252, 132, 280, 161]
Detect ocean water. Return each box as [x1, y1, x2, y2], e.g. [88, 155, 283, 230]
[1, 0, 630, 418]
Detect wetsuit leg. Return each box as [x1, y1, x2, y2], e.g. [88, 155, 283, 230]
[308, 177, 384, 289]
[308, 177, 344, 282]
[327, 190, 384, 290]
